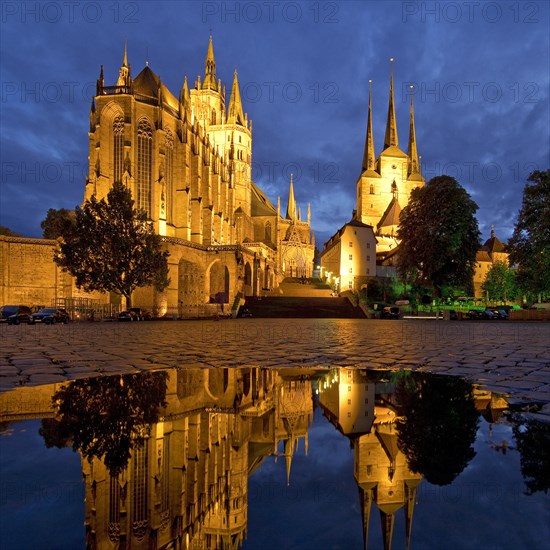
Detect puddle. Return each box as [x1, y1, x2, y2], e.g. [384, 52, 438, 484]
[0, 367, 549, 549]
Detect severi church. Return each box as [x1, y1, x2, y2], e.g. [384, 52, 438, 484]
[0, 38, 315, 315]
[320, 60, 425, 293]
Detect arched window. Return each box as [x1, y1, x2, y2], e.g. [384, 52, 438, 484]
[264, 221, 272, 242]
[165, 129, 174, 223]
[113, 115, 124, 183]
[137, 119, 153, 216]
[211, 109, 216, 125]
[369, 183, 374, 195]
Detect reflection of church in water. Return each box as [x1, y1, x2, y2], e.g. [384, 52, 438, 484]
[82, 368, 312, 549]
[318, 368, 421, 550]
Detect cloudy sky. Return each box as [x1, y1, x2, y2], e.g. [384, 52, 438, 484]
[1, 1, 548, 246]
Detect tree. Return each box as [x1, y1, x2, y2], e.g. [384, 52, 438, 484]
[0, 226, 20, 236]
[395, 373, 479, 485]
[40, 208, 75, 239]
[397, 175, 481, 298]
[40, 371, 168, 475]
[481, 260, 517, 303]
[508, 169, 550, 300]
[54, 182, 170, 307]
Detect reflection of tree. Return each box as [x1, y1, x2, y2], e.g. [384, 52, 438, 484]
[511, 415, 550, 495]
[395, 373, 479, 485]
[39, 371, 168, 475]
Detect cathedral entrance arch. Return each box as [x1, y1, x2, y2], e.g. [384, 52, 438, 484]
[207, 260, 229, 304]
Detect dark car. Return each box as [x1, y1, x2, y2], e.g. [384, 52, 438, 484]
[492, 309, 509, 320]
[1, 305, 33, 325]
[30, 307, 70, 324]
[381, 306, 400, 319]
[449, 310, 458, 320]
[118, 310, 138, 321]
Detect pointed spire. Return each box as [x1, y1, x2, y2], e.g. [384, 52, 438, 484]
[362, 79, 376, 173]
[307, 203, 311, 224]
[380, 510, 395, 550]
[277, 196, 281, 216]
[360, 488, 374, 550]
[96, 65, 104, 95]
[404, 482, 419, 550]
[384, 58, 398, 150]
[407, 85, 421, 179]
[227, 70, 245, 126]
[202, 35, 217, 91]
[286, 174, 297, 221]
[116, 42, 131, 88]
[297, 207, 302, 221]
[122, 38, 128, 67]
[284, 438, 293, 486]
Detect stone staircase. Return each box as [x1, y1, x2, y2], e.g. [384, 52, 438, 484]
[242, 279, 365, 318]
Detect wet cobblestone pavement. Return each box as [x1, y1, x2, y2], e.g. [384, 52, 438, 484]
[1, 319, 549, 416]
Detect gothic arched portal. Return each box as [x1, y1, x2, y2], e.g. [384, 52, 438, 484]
[208, 261, 229, 304]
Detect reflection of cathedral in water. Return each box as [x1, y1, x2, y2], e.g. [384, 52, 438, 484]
[82, 368, 312, 549]
[318, 368, 421, 550]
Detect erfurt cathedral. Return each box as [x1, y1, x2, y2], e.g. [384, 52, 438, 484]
[87, 38, 315, 315]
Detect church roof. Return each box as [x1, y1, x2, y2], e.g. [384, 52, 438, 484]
[377, 197, 402, 230]
[133, 66, 179, 110]
[251, 182, 277, 216]
[482, 234, 507, 254]
[379, 145, 408, 159]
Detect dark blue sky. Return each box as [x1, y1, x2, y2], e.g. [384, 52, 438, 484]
[1, 1, 549, 246]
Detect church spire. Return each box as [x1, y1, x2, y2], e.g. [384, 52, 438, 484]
[286, 174, 297, 221]
[362, 79, 376, 173]
[407, 86, 421, 179]
[383, 58, 398, 150]
[227, 69, 245, 125]
[116, 41, 131, 88]
[202, 35, 217, 91]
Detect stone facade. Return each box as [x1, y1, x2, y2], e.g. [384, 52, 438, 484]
[473, 230, 509, 298]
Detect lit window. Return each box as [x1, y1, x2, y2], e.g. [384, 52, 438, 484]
[349, 254, 352, 260]
[347, 412, 351, 418]
[349, 281, 353, 289]
[113, 115, 124, 184]
[349, 267, 353, 274]
[137, 119, 153, 217]
[348, 386, 351, 392]
[347, 399, 351, 405]
[349, 242, 353, 248]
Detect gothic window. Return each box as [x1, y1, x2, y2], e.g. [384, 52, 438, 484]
[113, 115, 124, 184]
[212, 109, 216, 125]
[369, 183, 374, 194]
[137, 119, 153, 217]
[132, 440, 148, 540]
[264, 221, 272, 242]
[391, 180, 398, 199]
[165, 129, 174, 224]
[108, 474, 121, 541]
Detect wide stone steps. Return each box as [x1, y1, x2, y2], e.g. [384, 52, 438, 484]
[242, 296, 365, 318]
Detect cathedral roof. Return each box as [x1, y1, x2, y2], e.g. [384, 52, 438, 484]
[377, 198, 402, 230]
[251, 182, 277, 217]
[133, 66, 179, 110]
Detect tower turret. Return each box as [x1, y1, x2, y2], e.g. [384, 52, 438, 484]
[362, 79, 376, 174]
[383, 58, 398, 150]
[286, 175, 297, 221]
[407, 86, 422, 180]
[227, 70, 245, 126]
[116, 40, 132, 88]
[202, 35, 217, 91]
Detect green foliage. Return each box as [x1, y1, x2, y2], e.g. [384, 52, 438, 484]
[0, 226, 20, 236]
[511, 414, 550, 495]
[481, 260, 517, 302]
[395, 373, 479, 485]
[54, 182, 170, 305]
[397, 175, 481, 298]
[508, 169, 550, 299]
[40, 371, 168, 476]
[40, 208, 75, 239]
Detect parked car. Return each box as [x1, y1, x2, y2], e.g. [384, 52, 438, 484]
[492, 309, 509, 320]
[449, 310, 458, 320]
[381, 306, 400, 319]
[2, 305, 33, 325]
[30, 307, 69, 324]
